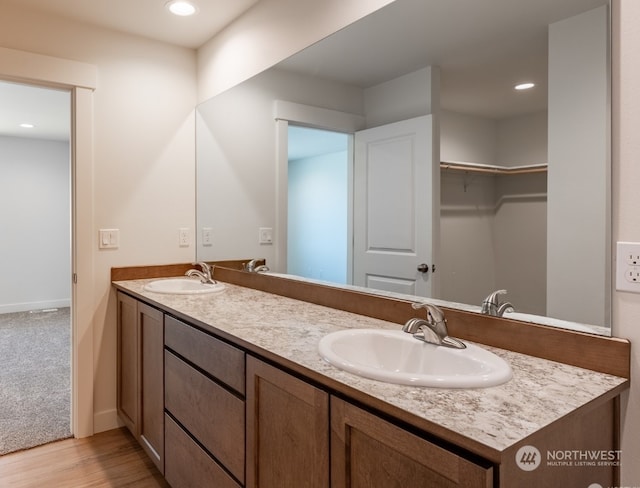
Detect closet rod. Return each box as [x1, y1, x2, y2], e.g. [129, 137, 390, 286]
[440, 161, 547, 175]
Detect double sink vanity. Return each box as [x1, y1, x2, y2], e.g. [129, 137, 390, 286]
[113, 262, 630, 488]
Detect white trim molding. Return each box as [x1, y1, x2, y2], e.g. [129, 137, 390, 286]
[274, 100, 365, 133]
[0, 47, 96, 439]
[0, 47, 96, 90]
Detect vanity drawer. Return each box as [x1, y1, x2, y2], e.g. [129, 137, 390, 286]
[165, 414, 241, 488]
[165, 350, 245, 483]
[165, 314, 245, 395]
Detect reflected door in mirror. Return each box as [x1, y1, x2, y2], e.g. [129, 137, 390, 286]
[353, 115, 436, 297]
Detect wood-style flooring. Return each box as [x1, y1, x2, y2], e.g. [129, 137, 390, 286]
[0, 428, 169, 487]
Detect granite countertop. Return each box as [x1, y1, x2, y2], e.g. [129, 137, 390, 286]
[114, 278, 628, 459]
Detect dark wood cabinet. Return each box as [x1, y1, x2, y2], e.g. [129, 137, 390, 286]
[246, 356, 330, 488]
[116, 291, 621, 488]
[165, 414, 241, 488]
[138, 301, 164, 473]
[331, 397, 493, 488]
[116, 292, 138, 434]
[245, 357, 492, 488]
[165, 350, 245, 482]
[163, 316, 246, 486]
[116, 292, 164, 474]
[164, 315, 245, 394]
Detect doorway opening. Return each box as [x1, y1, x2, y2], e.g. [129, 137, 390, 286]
[287, 125, 350, 284]
[0, 80, 72, 454]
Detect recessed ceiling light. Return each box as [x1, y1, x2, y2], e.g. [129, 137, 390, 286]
[165, 0, 198, 16]
[514, 82, 535, 91]
[19, 123, 35, 128]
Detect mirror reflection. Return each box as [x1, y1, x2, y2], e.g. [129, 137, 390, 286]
[197, 0, 610, 335]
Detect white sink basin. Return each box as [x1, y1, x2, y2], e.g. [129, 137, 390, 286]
[143, 278, 225, 295]
[318, 329, 512, 388]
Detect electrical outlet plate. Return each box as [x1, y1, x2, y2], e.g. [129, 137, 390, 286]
[616, 241, 640, 292]
[179, 228, 190, 247]
[202, 227, 213, 246]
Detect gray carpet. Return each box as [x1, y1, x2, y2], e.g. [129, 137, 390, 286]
[0, 307, 71, 455]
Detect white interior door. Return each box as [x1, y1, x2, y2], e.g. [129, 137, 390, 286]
[353, 115, 435, 297]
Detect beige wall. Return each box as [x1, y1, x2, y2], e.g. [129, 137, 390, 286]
[0, 4, 197, 431]
[0, 0, 395, 437]
[197, 0, 395, 103]
[1, 0, 639, 483]
[613, 1, 640, 484]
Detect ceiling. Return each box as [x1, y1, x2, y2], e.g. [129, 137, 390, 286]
[288, 126, 348, 161]
[3, 0, 259, 49]
[0, 0, 259, 141]
[279, 0, 608, 119]
[0, 82, 71, 141]
[0, 0, 608, 141]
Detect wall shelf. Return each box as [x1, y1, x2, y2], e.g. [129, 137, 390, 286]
[440, 161, 548, 175]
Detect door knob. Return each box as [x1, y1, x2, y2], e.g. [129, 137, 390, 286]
[417, 263, 430, 274]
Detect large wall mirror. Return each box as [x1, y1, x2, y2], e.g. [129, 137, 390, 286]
[196, 0, 611, 336]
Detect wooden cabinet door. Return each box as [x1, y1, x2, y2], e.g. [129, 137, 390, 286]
[116, 292, 138, 435]
[331, 397, 493, 488]
[138, 301, 164, 475]
[246, 356, 329, 488]
[116, 293, 164, 474]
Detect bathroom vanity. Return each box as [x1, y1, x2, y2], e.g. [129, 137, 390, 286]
[113, 264, 629, 488]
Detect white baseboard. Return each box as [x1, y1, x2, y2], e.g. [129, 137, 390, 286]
[93, 408, 124, 434]
[0, 299, 71, 314]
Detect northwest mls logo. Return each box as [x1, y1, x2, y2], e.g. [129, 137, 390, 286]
[516, 445, 541, 471]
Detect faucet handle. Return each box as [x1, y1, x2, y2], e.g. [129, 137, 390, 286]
[481, 289, 512, 316]
[411, 302, 445, 324]
[406, 302, 464, 348]
[191, 262, 215, 283]
[244, 259, 269, 273]
[193, 261, 210, 270]
[485, 289, 507, 302]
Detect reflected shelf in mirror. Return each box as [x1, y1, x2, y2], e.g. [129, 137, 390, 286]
[440, 161, 548, 175]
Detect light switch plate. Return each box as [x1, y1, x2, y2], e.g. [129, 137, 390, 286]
[98, 229, 119, 249]
[259, 227, 273, 245]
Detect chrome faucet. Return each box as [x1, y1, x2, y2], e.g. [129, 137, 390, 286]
[481, 289, 514, 317]
[402, 303, 466, 349]
[244, 259, 270, 273]
[185, 261, 216, 284]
